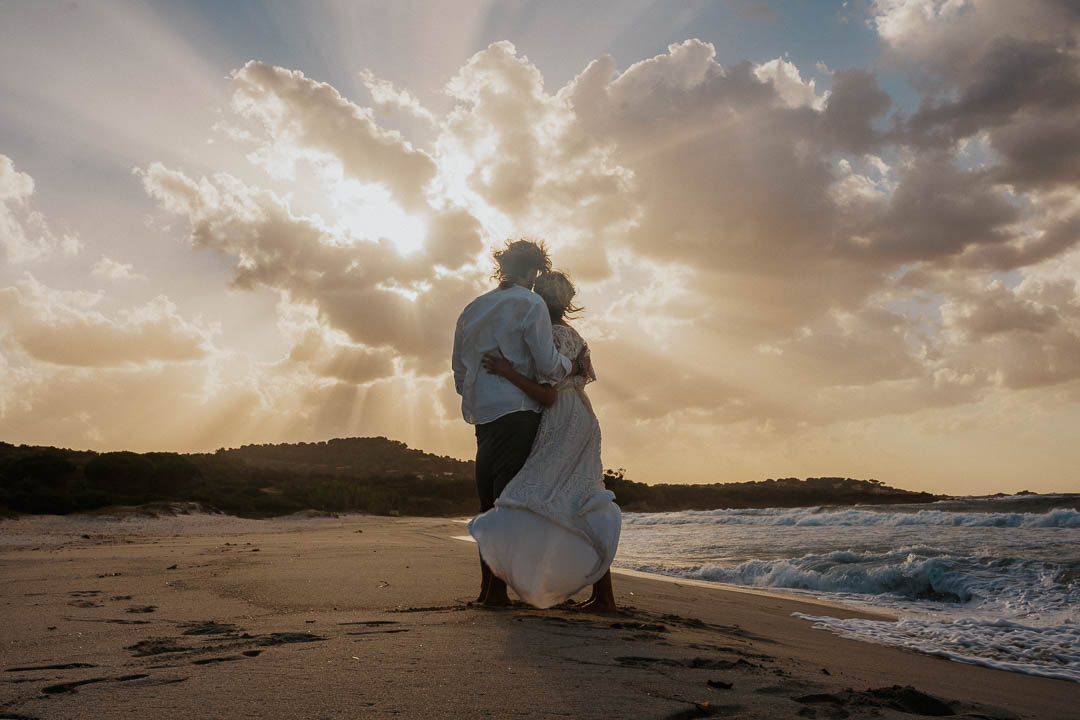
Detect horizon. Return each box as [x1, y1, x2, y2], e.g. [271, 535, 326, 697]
[2, 1, 1080, 495]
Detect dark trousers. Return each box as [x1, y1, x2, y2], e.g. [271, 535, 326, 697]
[475, 410, 541, 512]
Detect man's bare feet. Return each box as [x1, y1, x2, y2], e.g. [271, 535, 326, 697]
[576, 570, 615, 612]
[482, 577, 511, 606]
[475, 556, 493, 603]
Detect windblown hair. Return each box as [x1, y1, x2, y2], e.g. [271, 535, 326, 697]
[492, 238, 552, 286]
[533, 270, 583, 323]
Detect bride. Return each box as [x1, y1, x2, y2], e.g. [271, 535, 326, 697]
[467, 270, 620, 610]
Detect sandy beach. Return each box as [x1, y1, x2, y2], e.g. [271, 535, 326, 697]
[1, 512, 1076, 719]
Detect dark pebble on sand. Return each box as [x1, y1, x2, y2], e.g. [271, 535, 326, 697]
[821, 668, 830, 675]
[166, 564, 178, 570]
[707, 680, 733, 690]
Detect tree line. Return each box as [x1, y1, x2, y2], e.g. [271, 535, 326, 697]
[0, 438, 939, 518]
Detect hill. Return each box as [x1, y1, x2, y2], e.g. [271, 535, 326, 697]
[0, 438, 939, 517]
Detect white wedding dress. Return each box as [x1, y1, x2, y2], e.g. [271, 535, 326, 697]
[468, 324, 621, 608]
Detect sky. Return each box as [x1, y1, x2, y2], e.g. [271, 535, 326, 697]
[2, 0, 1079, 495]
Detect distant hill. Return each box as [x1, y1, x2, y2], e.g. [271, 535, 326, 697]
[220, 437, 473, 478]
[601, 471, 939, 512]
[0, 437, 939, 518]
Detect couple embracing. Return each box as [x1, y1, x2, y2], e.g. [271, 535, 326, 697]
[452, 239, 620, 611]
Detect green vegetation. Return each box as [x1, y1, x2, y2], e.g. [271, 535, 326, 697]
[0, 438, 938, 518]
[600, 470, 937, 511]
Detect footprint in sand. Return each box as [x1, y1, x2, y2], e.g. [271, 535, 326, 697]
[67, 600, 103, 608]
[793, 685, 1021, 719]
[40, 673, 150, 695]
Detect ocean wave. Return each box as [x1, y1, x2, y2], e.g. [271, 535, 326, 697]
[622, 547, 1080, 614]
[622, 507, 1080, 528]
[680, 550, 979, 603]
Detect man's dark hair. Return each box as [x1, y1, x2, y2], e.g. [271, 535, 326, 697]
[492, 238, 551, 285]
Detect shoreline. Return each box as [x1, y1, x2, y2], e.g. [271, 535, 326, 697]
[2, 513, 1077, 719]
[451, 531, 900, 619]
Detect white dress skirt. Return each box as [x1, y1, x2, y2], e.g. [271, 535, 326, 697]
[468, 324, 621, 608]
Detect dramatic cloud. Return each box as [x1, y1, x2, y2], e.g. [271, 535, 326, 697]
[128, 35, 1079, 484]
[877, 0, 1080, 189]
[3, 6, 1078, 491]
[230, 61, 437, 212]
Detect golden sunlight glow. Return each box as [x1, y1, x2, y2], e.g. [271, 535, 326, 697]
[330, 179, 427, 254]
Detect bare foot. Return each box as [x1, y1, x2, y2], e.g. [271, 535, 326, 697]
[575, 570, 615, 612]
[577, 598, 617, 613]
[475, 556, 493, 604]
[482, 577, 510, 607]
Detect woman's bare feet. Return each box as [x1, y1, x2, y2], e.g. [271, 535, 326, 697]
[577, 596, 617, 612]
[576, 570, 616, 612]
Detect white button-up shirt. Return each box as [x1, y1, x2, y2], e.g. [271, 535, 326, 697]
[452, 285, 572, 425]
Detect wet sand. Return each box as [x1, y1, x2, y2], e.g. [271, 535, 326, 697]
[1, 512, 1076, 719]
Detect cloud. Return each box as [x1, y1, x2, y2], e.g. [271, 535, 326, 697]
[938, 273, 1080, 390]
[754, 57, 828, 110]
[875, 1, 1080, 190]
[135, 159, 479, 378]
[0, 273, 212, 368]
[820, 69, 891, 153]
[230, 61, 437, 212]
[91, 256, 144, 281]
[359, 69, 437, 125]
[853, 151, 1021, 262]
[0, 154, 81, 263]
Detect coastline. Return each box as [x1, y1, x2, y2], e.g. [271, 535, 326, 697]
[2, 513, 1076, 719]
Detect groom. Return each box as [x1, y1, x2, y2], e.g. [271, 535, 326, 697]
[452, 238, 586, 606]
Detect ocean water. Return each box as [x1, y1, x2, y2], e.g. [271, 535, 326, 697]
[614, 494, 1080, 682]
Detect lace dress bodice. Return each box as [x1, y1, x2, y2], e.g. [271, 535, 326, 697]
[552, 323, 596, 392]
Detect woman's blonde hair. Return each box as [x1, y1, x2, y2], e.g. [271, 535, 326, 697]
[533, 270, 583, 322]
